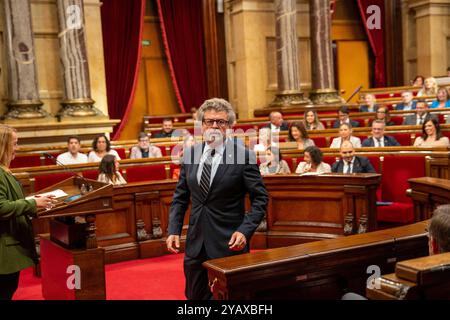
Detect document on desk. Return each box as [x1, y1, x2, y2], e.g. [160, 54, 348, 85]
[26, 189, 68, 200]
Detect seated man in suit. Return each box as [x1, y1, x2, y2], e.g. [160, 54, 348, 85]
[402, 100, 438, 126]
[396, 90, 417, 111]
[153, 118, 174, 138]
[362, 120, 401, 147]
[331, 140, 376, 173]
[333, 106, 360, 128]
[263, 111, 289, 133]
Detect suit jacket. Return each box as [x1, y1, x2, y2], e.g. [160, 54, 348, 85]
[153, 131, 173, 139]
[331, 156, 376, 173]
[396, 101, 417, 111]
[263, 122, 289, 131]
[0, 168, 38, 274]
[402, 113, 437, 126]
[168, 139, 268, 259]
[361, 135, 401, 147]
[333, 120, 360, 129]
[129, 145, 162, 159]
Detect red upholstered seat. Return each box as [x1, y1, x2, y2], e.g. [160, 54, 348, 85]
[353, 119, 365, 127]
[438, 114, 445, 124]
[322, 156, 338, 166]
[391, 133, 411, 146]
[114, 148, 126, 160]
[170, 164, 180, 180]
[126, 164, 167, 183]
[10, 155, 42, 169]
[81, 170, 98, 181]
[377, 156, 425, 224]
[311, 137, 327, 148]
[34, 172, 73, 192]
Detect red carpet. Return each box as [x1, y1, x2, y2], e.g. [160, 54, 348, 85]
[13, 253, 186, 300]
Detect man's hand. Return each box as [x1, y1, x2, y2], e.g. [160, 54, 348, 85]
[228, 231, 247, 251]
[166, 234, 180, 254]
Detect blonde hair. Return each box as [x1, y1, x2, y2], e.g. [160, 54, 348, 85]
[0, 125, 16, 171]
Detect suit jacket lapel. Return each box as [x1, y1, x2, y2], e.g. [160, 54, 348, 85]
[209, 139, 233, 193]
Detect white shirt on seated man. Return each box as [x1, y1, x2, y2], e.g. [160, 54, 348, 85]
[56, 136, 88, 165]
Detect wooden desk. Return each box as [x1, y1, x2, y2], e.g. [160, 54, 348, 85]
[203, 221, 428, 300]
[260, 174, 380, 248]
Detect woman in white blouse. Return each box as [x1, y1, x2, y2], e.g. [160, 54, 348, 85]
[330, 123, 361, 148]
[413, 118, 450, 147]
[296, 146, 331, 174]
[88, 134, 121, 162]
[97, 154, 127, 185]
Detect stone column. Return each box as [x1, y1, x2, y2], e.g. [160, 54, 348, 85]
[270, 0, 310, 107]
[56, 0, 101, 117]
[308, 0, 342, 104]
[1, 0, 48, 119]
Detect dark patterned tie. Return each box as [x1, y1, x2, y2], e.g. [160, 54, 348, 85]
[199, 149, 215, 197]
[346, 161, 352, 174]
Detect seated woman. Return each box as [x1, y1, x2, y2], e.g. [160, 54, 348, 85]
[330, 123, 362, 148]
[430, 87, 450, 109]
[372, 106, 395, 126]
[295, 146, 331, 174]
[88, 134, 121, 162]
[303, 110, 325, 130]
[97, 154, 127, 185]
[411, 75, 424, 87]
[288, 122, 315, 150]
[413, 118, 450, 147]
[259, 146, 291, 176]
[417, 77, 438, 97]
[359, 94, 379, 112]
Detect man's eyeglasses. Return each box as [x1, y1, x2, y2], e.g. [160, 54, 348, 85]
[202, 119, 229, 127]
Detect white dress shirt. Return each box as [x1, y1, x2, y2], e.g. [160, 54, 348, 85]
[373, 137, 384, 147]
[88, 149, 121, 162]
[56, 152, 88, 165]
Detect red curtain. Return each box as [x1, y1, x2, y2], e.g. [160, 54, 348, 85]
[101, 0, 145, 139]
[156, 0, 208, 113]
[357, 0, 386, 87]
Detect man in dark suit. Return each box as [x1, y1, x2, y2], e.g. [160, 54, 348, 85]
[331, 140, 376, 173]
[362, 120, 401, 147]
[166, 98, 268, 300]
[402, 100, 437, 126]
[153, 118, 174, 138]
[395, 90, 417, 111]
[332, 106, 360, 128]
[263, 111, 289, 132]
[359, 93, 379, 112]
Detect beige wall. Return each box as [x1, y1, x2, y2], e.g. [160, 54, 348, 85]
[402, 0, 450, 82]
[0, 0, 108, 117]
[224, 0, 311, 119]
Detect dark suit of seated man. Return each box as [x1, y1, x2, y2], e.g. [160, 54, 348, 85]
[331, 140, 376, 173]
[361, 120, 401, 147]
[166, 98, 268, 300]
[343, 204, 450, 300]
[332, 106, 360, 129]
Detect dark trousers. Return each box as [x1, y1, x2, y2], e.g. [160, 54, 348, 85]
[0, 272, 20, 300]
[184, 246, 213, 300]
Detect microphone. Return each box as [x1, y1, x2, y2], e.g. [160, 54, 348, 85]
[43, 152, 93, 193]
[345, 85, 363, 104]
